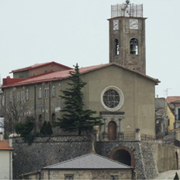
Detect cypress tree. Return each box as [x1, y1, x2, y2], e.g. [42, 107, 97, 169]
[174, 172, 179, 180]
[56, 64, 103, 135]
[46, 122, 53, 135]
[40, 121, 47, 135]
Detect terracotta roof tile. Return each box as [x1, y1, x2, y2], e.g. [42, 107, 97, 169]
[166, 96, 180, 103]
[2, 63, 159, 88]
[0, 139, 14, 150]
[10, 61, 71, 73]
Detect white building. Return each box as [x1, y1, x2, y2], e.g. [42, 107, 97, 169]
[0, 133, 14, 180]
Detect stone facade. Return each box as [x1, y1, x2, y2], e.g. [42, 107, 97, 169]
[0, 64, 158, 139]
[109, 17, 146, 74]
[22, 169, 133, 180]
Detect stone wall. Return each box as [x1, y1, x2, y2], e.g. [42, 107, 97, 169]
[96, 141, 148, 179]
[13, 136, 92, 179]
[12, 136, 180, 179]
[151, 141, 180, 172]
[140, 142, 159, 179]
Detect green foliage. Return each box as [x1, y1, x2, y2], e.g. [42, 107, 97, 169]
[174, 172, 179, 180]
[15, 116, 36, 145]
[55, 63, 103, 135]
[40, 121, 53, 135]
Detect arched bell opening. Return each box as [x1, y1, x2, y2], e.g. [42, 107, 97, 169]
[115, 39, 119, 55]
[130, 38, 138, 55]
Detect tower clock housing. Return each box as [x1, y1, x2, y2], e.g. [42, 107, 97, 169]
[109, 3, 146, 74]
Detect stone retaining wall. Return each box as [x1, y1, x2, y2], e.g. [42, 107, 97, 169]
[13, 136, 92, 179]
[12, 136, 180, 179]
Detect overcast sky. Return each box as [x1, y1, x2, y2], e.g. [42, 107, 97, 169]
[0, 0, 179, 98]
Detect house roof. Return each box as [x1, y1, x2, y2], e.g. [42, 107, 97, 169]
[43, 153, 132, 170]
[10, 61, 71, 73]
[2, 63, 160, 88]
[0, 139, 14, 151]
[166, 96, 180, 104]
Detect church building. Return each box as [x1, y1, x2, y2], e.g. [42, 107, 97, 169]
[0, 2, 164, 179]
[0, 2, 159, 140]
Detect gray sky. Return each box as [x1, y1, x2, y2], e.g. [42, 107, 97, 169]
[0, 0, 179, 97]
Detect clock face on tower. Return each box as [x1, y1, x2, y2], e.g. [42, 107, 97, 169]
[113, 20, 119, 30]
[129, 19, 138, 29]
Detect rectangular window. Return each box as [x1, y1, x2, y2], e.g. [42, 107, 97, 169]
[21, 91, 25, 102]
[26, 89, 29, 101]
[17, 92, 20, 102]
[9, 91, 13, 102]
[44, 88, 49, 98]
[65, 174, 74, 180]
[111, 175, 118, 180]
[38, 87, 42, 99]
[2, 96, 4, 106]
[52, 85, 55, 97]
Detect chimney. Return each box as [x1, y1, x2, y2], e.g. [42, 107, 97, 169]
[0, 132, 3, 141]
[9, 138, 13, 147]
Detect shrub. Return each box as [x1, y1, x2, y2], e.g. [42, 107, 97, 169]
[15, 116, 35, 145]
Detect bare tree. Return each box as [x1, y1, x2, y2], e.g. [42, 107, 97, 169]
[2, 92, 32, 135]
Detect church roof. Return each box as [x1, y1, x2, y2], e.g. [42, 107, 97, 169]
[43, 153, 132, 170]
[10, 61, 71, 73]
[2, 62, 159, 88]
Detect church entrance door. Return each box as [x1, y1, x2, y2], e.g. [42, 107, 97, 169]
[108, 121, 116, 140]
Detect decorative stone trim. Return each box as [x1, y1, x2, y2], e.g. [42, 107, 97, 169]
[101, 86, 124, 112]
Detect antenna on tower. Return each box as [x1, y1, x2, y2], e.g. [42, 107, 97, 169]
[164, 88, 172, 97]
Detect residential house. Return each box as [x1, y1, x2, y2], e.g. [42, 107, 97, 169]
[20, 153, 135, 180]
[0, 133, 14, 180]
[167, 96, 180, 129]
[155, 98, 169, 137]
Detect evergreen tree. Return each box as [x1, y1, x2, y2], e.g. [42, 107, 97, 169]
[55, 64, 103, 135]
[40, 121, 47, 135]
[40, 121, 53, 135]
[174, 172, 179, 180]
[46, 122, 53, 135]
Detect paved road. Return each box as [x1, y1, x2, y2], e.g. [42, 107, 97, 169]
[153, 170, 180, 180]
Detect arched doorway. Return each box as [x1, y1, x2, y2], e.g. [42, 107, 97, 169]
[112, 149, 131, 166]
[110, 146, 135, 167]
[108, 121, 117, 140]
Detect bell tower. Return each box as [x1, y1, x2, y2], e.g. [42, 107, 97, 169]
[109, 1, 146, 74]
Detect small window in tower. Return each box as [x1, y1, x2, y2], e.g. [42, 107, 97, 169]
[115, 39, 119, 55]
[130, 38, 138, 55]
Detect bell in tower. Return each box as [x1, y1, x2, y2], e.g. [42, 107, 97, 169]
[109, 1, 146, 74]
